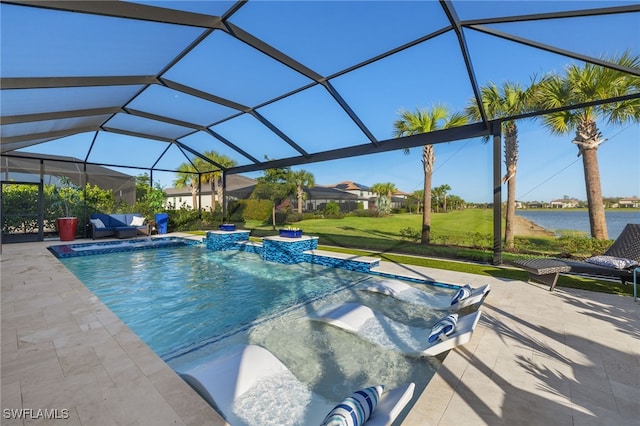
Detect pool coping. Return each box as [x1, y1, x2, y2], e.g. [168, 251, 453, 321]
[2, 235, 638, 425]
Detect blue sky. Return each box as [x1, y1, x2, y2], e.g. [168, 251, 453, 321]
[280, 119, 639, 203]
[4, 1, 639, 203]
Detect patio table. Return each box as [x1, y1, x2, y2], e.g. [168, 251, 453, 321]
[511, 258, 571, 291]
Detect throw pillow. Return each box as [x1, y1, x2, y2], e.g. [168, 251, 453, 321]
[451, 284, 472, 305]
[320, 385, 384, 426]
[90, 218, 105, 229]
[428, 313, 458, 344]
[130, 216, 145, 227]
[585, 255, 638, 270]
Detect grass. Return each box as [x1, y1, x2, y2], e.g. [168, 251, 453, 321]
[243, 211, 569, 261]
[187, 210, 634, 296]
[312, 245, 633, 296]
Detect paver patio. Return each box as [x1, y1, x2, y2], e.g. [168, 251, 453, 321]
[1, 238, 638, 425]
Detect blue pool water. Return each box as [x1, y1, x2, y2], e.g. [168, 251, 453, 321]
[59, 242, 456, 417]
[61, 246, 374, 359]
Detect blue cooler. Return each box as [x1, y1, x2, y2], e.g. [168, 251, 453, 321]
[155, 213, 169, 234]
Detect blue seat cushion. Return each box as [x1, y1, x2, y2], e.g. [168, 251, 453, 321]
[108, 214, 128, 227]
[90, 213, 146, 229]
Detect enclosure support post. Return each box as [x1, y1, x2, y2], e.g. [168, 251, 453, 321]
[197, 173, 202, 212]
[38, 160, 44, 241]
[222, 172, 227, 223]
[492, 121, 503, 265]
[82, 162, 88, 239]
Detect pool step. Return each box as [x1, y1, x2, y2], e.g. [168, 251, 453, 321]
[303, 249, 380, 273]
[235, 240, 263, 247]
[234, 240, 263, 254]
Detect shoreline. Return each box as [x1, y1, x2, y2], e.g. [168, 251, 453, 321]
[513, 215, 555, 237]
[515, 209, 638, 239]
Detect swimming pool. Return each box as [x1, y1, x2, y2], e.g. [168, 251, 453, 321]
[59, 243, 456, 418]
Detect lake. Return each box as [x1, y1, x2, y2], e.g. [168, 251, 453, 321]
[516, 210, 640, 240]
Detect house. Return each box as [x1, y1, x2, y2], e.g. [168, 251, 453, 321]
[230, 182, 361, 213]
[525, 201, 547, 209]
[165, 174, 256, 210]
[164, 177, 410, 213]
[326, 181, 376, 208]
[619, 196, 640, 208]
[324, 181, 408, 210]
[550, 198, 580, 208]
[303, 186, 360, 212]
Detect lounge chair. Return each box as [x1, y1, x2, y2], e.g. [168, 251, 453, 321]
[311, 303, 482, 357]
[511, 223, 640, 297]
[358, 278, 490, 310]
[180, 344, 415, 426]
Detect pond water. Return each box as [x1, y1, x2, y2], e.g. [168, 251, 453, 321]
[516, 210, 640, 239]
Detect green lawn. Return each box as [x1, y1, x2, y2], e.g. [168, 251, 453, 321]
[244, 210, 561, 261]
[248, 210, 495, 239]
[187, 210, 634, 296]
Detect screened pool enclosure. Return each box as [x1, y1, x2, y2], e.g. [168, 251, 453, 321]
[1, 1, 638, 258]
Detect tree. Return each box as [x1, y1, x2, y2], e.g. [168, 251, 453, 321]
[466, 81, 534, 249]
[432, 184, 451, 212]
[447, 194, 465, 211]
[410, 190, 424, 214]
[292, 169, 315, 214]
[251, 166, 296, 230]
[394, 106, 467, 244]
[534, 52, 640, 240]
[370, 182, 397, 216]
[135, 173, 151, 201]
[174, 163, 199, 209]
[195, 151, 237, 212]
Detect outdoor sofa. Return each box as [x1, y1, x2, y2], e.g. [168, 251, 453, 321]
[89, 213, 149, 239]
[512, 223, 640, 295]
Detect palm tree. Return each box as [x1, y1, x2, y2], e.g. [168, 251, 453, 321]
[370, 182, 397, 215]
[466, 81, 533, 249]
[174, 163, 199, 209]
[432, 183, 451, 212]
[534, 52, 640, 240]
[195, 151, 237, 212]
[410, 190, 424, 214]
[394, 106, 467, 244]
[292, 169, 315, 214]
[447, 194, 465, 211]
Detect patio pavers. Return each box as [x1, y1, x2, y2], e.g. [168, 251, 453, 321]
[1, 239, 224, 426]
[2, 238, 638, 425]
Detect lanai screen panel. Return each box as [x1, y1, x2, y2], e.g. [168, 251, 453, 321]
[1, 0, 638, 177]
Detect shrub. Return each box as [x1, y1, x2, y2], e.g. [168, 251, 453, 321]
[274, 212, 287, 226]
[324, 201, 341, 216]
[168, 208, 202, 231]
[84, 183, 116, 214]
[558, 234, 613, 258]
[1, 183, 40, 233]
[286, 212, 303, 223]
[468, 232, 492, 249]
[241, 199, 272, 221]
[399, 227, 420, 242]
[227, 200, 246, 223]
[348, 209, 380, 218]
